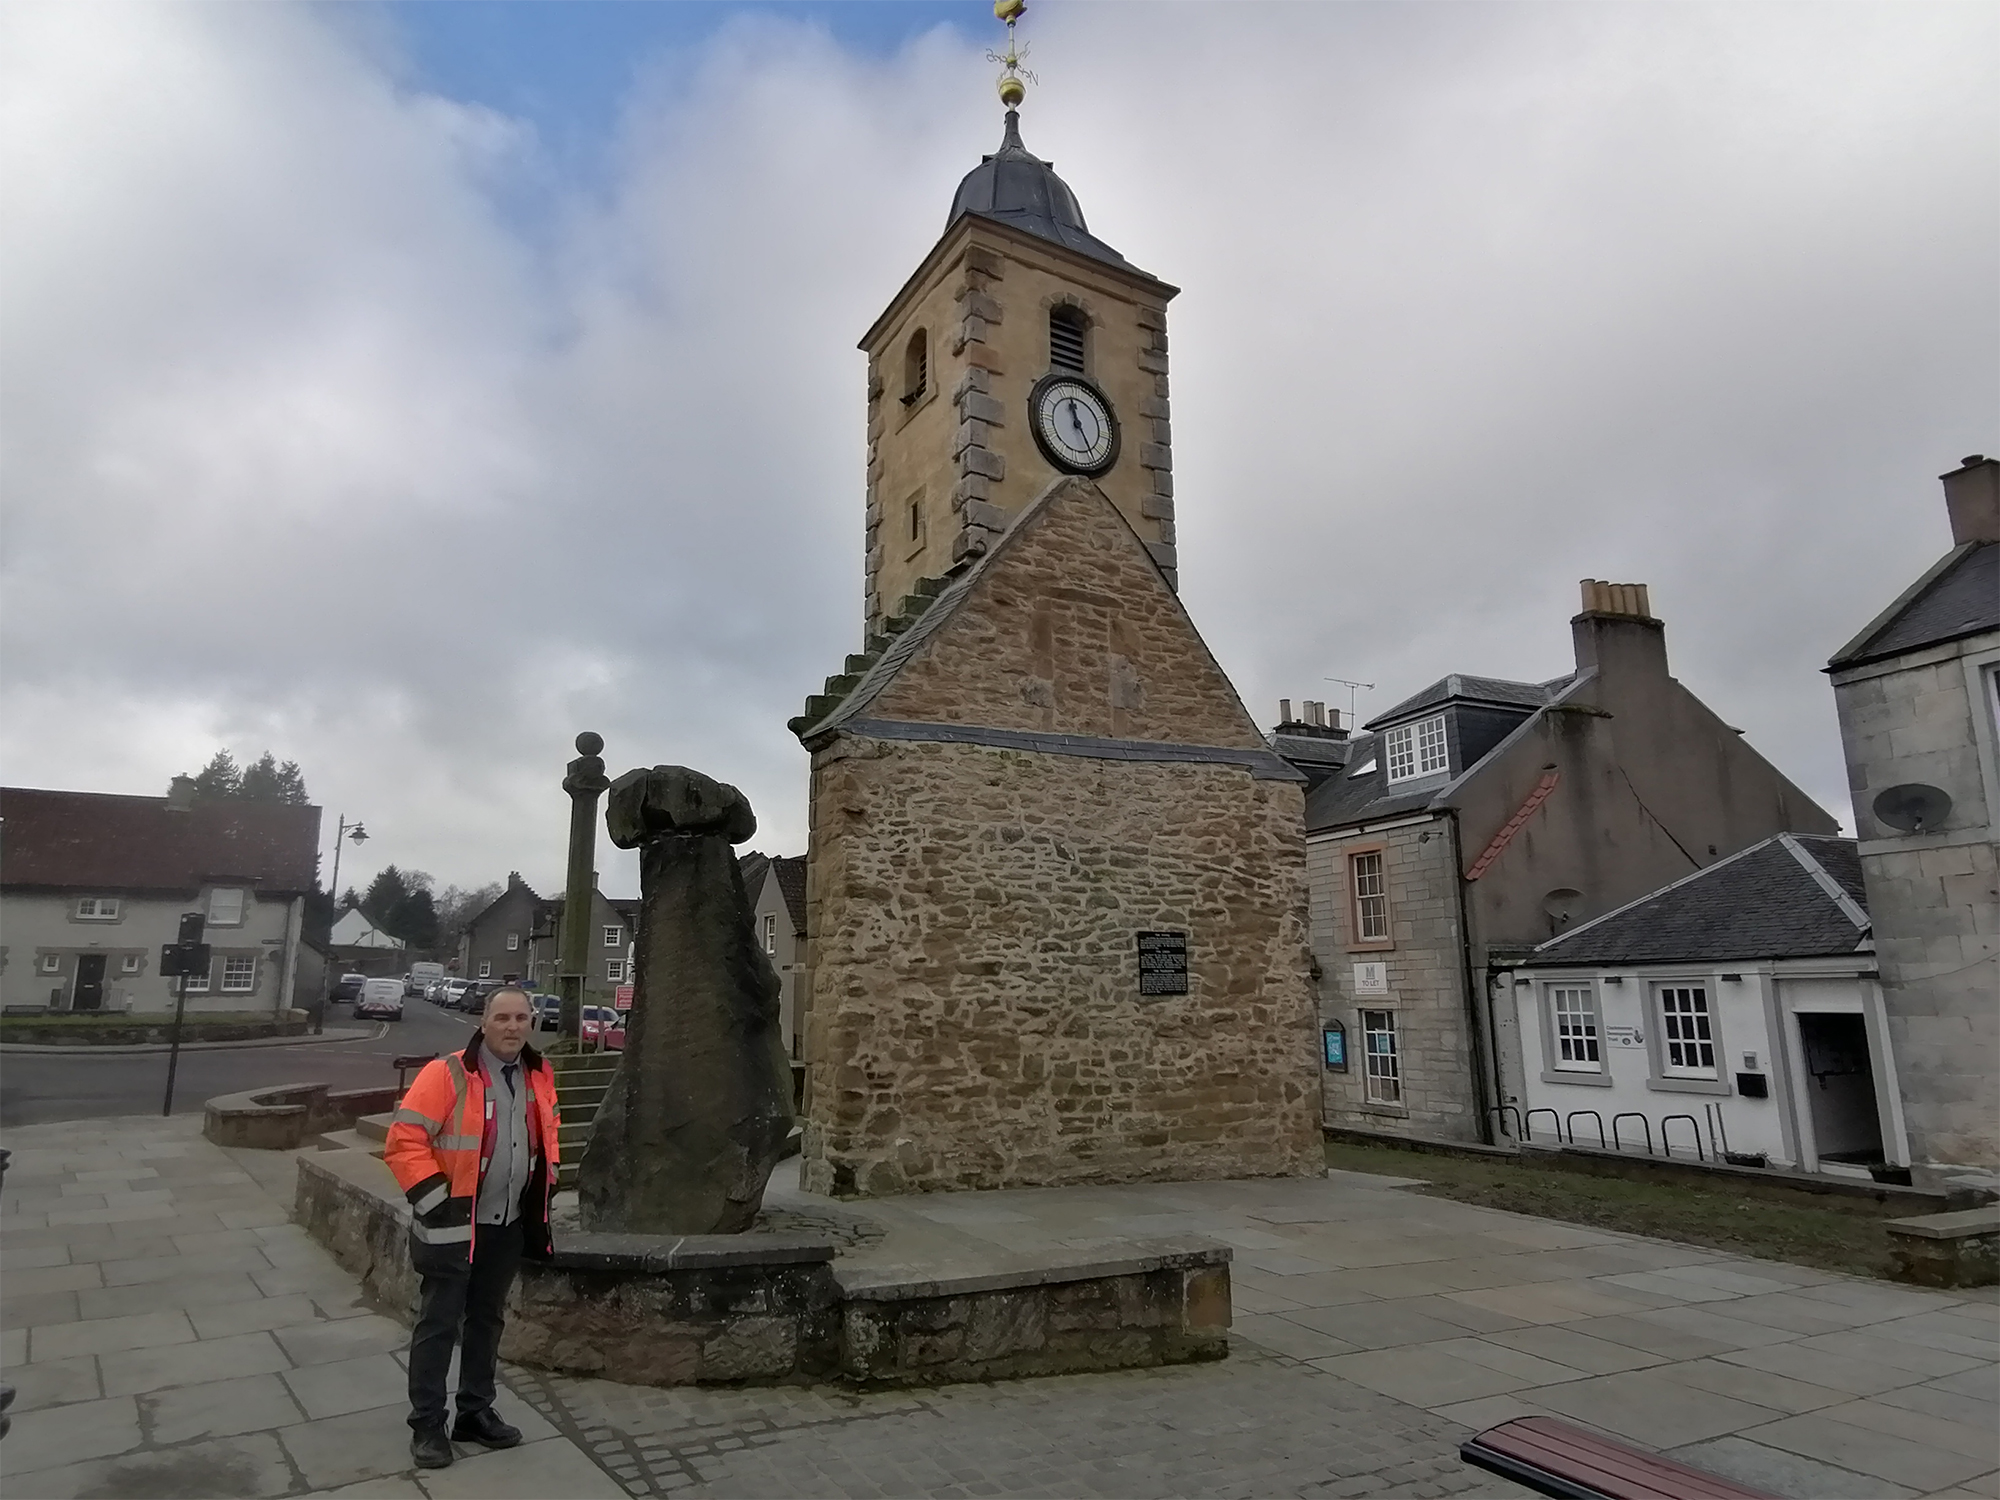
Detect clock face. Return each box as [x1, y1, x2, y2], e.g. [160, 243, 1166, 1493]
[1029, 375, 1119, 476]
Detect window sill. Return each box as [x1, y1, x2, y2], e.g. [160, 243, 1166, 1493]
[1347, 941, 1395, 954]
[1540, 1069, 1613, 1088]
[1646, 1076, 1731, 1096]
[1360, 1101, 1409, 1117]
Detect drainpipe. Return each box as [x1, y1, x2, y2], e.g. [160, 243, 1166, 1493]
[1447, 811, 1499, 1145]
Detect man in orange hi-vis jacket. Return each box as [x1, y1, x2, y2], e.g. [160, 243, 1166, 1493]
[384, 986, 559, 1470]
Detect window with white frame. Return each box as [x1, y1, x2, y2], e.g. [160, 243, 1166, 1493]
[506, 932, 519, 951]
[183, 960, 211, 993]
[1657, 985, 1716, 1075]
[606, 960, 624, 983]
[41, 954, 62, 973]
[603, 925, 622, 948]
[763, 914, 777, 953]
[478, 959, 492, 979]
[76, 897, 121, 920]
[207, 888, 246, 925]
[1350, 851, 1389, 944]
[221, 955, 257, 993]
[1362, 1009, 1402, 1104]
[1384, 715, 1448, 783]
[1549, 984, 1601, 1070]
[121, 954, 141, 973]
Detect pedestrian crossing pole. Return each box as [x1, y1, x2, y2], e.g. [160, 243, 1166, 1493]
[161, 911, 207, 1116]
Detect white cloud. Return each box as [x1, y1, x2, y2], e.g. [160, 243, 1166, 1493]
[2, 2, 1993, 895]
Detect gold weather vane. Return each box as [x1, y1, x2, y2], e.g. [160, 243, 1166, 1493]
[988, 0, 1037, 110]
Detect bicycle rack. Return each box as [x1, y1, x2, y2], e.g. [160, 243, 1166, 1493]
[1661, 1113, 1706, 1161]
[1489, 1105, 1524, 1141]
[1611, 1112, 1654, 1156]
[1524, 1108, 1562, 1143]
[1566, 1110, 1606, 1150]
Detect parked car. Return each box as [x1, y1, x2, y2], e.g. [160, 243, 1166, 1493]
[354, 977, 405, 1021]
[424, 978, 449, 1003]
[332, 972, 367, 1002]
[530, 994, 562, 1032]
[438, 977, 476, 1010]
[407, 962, 444, 998]
[580, 1005, 625, 1051]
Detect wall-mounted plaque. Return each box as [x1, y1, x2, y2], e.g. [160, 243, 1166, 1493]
[1136, 930, 1189, 996]
[1353, 961, 1388, 995]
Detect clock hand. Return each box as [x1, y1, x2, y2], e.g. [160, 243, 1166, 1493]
[1064, 400, 1087, 446]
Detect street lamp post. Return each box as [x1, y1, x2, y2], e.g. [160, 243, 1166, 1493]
[321, 817, 369, 1033]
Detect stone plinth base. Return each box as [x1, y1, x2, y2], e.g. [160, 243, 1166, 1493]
[1886, 1208, 2000, 1288]
[205, 1083, 399, 1151]
[296, 1149, 1231, 1388]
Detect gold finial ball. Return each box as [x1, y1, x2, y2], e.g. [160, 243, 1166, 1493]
[998, 73, 1026, 107]
[995, 0, 1025, 21]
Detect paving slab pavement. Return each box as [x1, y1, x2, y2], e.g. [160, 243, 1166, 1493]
[3, 1116, 1994, 1499]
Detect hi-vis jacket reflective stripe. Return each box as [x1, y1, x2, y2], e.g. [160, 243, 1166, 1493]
[383, 1036, 560, 1266]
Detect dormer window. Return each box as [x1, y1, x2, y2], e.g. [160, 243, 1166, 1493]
[76, 897, 121, 920]
[1049, 305, 1087, 374]
[1384, 715, 1448, 783]
[902, 328, 928, 405]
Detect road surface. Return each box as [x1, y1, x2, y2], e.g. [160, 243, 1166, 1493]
[0, 994, 479, 1127]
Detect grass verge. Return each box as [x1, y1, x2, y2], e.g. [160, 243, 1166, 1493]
[1325, 1138, 1894, 1279]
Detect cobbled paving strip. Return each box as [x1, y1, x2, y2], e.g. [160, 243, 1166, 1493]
[506, 1340, 1530, 1499]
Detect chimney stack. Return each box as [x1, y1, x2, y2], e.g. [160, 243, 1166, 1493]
[1942, 455, 1999, 546]
[1573, 579, 1668, 680]
[165, 774, 196, 812]
[1279, 699, 1293, 725]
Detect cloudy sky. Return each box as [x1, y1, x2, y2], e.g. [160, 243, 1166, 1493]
[3, 2, 1993, 899]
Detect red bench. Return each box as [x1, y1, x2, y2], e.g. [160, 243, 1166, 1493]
[1461, 1416, 1777, 1500]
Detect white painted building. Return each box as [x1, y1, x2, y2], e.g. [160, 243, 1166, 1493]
[329, 908, 403, 950]
[1497, 833, 1908, 1177]
[0, 779, 321, 1018]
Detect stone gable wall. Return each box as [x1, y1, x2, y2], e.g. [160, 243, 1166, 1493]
[802, 737, 1322, 1195]
[869, 480, 1262, 749]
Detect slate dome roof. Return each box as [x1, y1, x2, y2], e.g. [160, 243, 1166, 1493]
[948, 110, 1133, 270]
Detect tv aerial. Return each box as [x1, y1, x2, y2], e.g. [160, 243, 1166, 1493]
[1872, 783, 1952, 834]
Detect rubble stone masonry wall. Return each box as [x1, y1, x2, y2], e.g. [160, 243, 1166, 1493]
[1309, 820, 1480, 1140]
[802, 738, 1322, 1196]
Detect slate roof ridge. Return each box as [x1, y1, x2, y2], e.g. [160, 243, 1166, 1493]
[1829, 539, 1998, 668]
[1365, 670, 1568, 730]
[771, 855, 808, 936]
[1534, 833, 1782, 956]
[1778, 832, 1870, 933]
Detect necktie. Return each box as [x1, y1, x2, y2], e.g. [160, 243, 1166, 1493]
[503, 1063, 518, 1097]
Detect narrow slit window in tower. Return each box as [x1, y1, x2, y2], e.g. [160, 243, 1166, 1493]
[902, 328, 928, 404]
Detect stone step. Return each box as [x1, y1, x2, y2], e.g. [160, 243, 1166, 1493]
[356, 1112, 392, 1143]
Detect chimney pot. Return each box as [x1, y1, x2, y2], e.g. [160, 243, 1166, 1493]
[165, 774, 196, 812]
[1279, 698, 1292, 724]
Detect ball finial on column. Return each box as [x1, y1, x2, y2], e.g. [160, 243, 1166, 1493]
[575, 731, 604, 756]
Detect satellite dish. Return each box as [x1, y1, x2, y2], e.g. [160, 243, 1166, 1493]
[1873, 784, 1952, 834]
[1542, 888, 1585, 927]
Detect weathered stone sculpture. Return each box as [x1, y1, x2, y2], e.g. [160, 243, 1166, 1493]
[577, 766, 795, 1234]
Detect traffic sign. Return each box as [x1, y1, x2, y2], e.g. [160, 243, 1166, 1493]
[613, 984, 634, 1012]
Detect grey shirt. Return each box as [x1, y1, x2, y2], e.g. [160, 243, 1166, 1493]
[475, 1060, 531, 1227]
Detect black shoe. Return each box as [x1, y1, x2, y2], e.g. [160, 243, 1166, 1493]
[411, 1426, 454, 1469]
[452, 1407, 522, 1449]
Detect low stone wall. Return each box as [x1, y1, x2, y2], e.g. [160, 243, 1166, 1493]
[2, 1011, 312, 1046]
[1886, 1208, 2000, 1288]
[838, 1246, 1229, 1386]
[296, 1150, 1232, 1388]
[206, 1083, 400, 1151]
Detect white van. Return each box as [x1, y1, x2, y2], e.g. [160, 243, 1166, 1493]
[355, 977, 404, 1021]
[407, 962, 444, 998]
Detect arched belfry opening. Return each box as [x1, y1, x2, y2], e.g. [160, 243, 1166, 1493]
[1048, 304, 1087, 374]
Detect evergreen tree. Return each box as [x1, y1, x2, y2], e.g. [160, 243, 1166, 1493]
[361, 867, 411, 931]
[192, 750, 241, 800]
[390, 887, 440, 950]
[238, 752, 310, 804]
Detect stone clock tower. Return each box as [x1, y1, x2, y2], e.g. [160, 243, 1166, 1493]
[858, 106, 1179, 634]
[788, 23, 1322, 1198]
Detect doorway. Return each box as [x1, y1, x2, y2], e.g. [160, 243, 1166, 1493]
[73, 953, 107, 1012]
[1797, 1012, 1883, 1164]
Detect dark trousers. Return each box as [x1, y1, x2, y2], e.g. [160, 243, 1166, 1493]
[407, 1218, 524, 1432]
